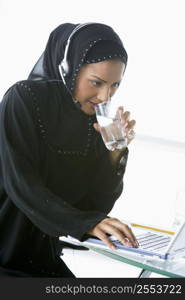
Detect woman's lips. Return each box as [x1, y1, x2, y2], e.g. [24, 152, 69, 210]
[89, 101, 99, 108]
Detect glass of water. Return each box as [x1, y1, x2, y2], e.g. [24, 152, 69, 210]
[95, 101, 128, 151]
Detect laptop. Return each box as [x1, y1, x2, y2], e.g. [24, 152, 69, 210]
[60, 220, 185, 260]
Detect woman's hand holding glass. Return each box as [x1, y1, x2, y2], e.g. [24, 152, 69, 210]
[116, 106, 136, 145]
[94, 105, 136, 151]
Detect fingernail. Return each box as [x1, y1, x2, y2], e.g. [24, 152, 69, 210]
[134, 241, 139, 247]
[129, 241, 136, 248]
[125, 241, 132, 248]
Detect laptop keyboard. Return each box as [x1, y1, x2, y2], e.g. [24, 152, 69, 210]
[112, 232, 172, 253]
[136, 232, 171, 251]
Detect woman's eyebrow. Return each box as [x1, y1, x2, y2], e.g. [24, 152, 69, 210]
[90, 75, 121, 84]
[90, 75, 107, 83]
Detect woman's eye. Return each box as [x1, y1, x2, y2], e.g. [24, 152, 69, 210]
[112, 82, 120, 88]
[91, 81, 102, 87]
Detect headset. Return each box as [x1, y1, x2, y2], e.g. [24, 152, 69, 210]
[58, 22, 96, 86]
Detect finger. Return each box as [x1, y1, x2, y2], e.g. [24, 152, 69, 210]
[118, 224, 139, 247]
[125, 120, 136, 131]
[99, 219, 135, 247]
[116, 106, 124, 115]
[93, 123, 101, 132]
[102, 225, 133, 247]
[108, 219, 139, 247]
[96, 231, 117, 250]
[115, 107, 124, 120]
[125, 120, 136, 142]
[127, 130, 136, 142]
[123, 111, 130, 121]
[121, 224, 138, 246]
[120, 111, 130, 126]
[95, 219, 133, 248]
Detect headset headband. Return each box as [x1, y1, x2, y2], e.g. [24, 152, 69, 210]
[58, 22, 96, 85]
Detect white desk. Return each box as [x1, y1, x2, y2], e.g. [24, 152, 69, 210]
[60, 248, 167, 278]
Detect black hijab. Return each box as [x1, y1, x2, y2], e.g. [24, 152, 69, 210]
[28, 22, 128, 95]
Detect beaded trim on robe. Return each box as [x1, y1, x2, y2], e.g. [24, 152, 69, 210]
[69, 39, 125, 93]
[16, 82, 95, 157]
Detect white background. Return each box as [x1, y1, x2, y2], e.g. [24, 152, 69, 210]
[1, 0, 185, 142]
[1, 0, 185, 276]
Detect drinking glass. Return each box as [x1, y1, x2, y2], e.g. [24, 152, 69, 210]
[95, 101, 128, 151]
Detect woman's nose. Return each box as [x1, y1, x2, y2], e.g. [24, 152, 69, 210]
[97, 88, 110, 103]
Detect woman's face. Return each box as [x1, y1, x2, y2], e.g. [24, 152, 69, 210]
[73, 60, 125, 115]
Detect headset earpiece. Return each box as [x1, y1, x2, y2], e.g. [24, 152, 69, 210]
[60, 38, 71, 76]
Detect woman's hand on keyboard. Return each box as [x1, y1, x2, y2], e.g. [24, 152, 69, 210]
[87, 217, 139, 250]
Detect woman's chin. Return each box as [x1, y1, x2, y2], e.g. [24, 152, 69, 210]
[81, 103, 96, 115]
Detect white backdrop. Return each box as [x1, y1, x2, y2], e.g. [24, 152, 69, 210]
[1, 0, 185, 229]
[1, 0, 185, 142]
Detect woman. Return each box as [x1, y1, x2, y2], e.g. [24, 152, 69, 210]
[0, 22, 137, 277]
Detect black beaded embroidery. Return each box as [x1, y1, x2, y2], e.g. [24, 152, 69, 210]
[85, 53, 124, 64]
[70, 38, 102, 93]
[16, 82, 94, 157]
